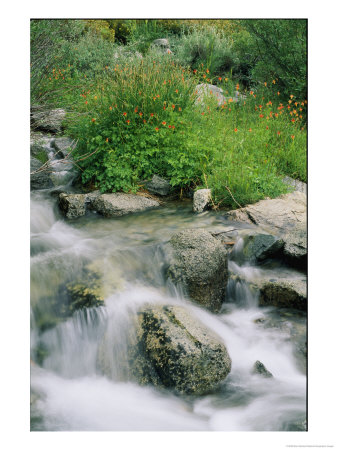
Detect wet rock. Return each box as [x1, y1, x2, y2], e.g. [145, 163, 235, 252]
[31, 107, 66, 134]
[30, 135, 53, 160]
[30, 157, 53, 190]
[167, 229, 228, 312]
[241, 232, 284, 262]
[59, 193, 86, 219]
[193, 189, 212, 212]
[52, 137, 76, 158]
[282, 225, 307, 269]
[252, 360, 273, 378]
[227, 191, 306, 234]
[146, 175, 171, 196]
[91, 193, 160, 217]
[256, 278, 307, 311]
[130, 305, 232, 395]
[64, 283, 104, 313]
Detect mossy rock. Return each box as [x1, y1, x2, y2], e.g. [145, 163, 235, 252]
[129, 305, 232, 395]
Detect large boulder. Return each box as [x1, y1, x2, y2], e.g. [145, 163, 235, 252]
[146, 175, 171, 196]
[30, 157, 53, 190]
[122, 305, 231, 395]
[227, 191, 307, 234]
[282, 225, 307, 269]
[152, 38, 170, 49]
[166, 229, 228, 312]
[282, 176, 307, 195]
[31, 107, 66, 134]
[91, 193, 160, 217]
[59, 193, 87, 219]
[193, 189, 212, 212]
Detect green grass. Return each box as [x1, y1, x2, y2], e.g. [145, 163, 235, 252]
[33, 30, 307, 209]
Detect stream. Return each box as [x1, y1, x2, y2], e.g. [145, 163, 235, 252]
[30, 141, 307, 432]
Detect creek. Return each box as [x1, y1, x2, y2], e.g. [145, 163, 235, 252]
[30, 142, 306, 432]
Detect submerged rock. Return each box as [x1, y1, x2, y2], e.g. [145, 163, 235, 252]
[193, 189, 212, 212]
[252, 360, 273, 378]
[146, 175, 171, 196]
[166, 229, 228, 312]
[130, 305, 232, 395]
[59, 193, 86, 219]
[91, 193, 160, 217]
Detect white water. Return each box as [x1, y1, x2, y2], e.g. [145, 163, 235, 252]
[30, 143, 306, 431]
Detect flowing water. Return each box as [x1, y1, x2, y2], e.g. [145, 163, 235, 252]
[30, 142, 307, 432]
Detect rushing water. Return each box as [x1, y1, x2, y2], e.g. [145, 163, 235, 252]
[30, 142, 306, 432]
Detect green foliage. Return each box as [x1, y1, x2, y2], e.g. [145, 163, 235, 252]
[84, 20, 115, 42]
[173, 27, 235, 77]
[237, 19, 307, 99]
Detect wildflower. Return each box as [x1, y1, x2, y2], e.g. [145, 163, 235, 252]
[249, 128, 252, 132]
[172, 104, 175, 109]
[293, 109, 297, 114]
[259, 114, 264, 118]
[163, 107, 166, 110]
[123, 112, 127, 116]
[126, 120, 130, 124]
[163, 81, 166, 85]
[206, 69, 209, 73]
[272, 79, 276, 84]
[299, 108, 303, 112]
[259, 105, 263, 109]
[291, 119, 295, 122]
[300, 115, 303, 119]
[150, 113, 154, 117]
[234, 128, 238, 132]
[134, 107, 138, 113]
[106, 138, 109, 142]
[193, 69, 197, 74]
[94, 96, 97, 100]
[162, 121, 166, 126]
[277, 131, 281, 135]
[139, 112, 143, 117]
[85, 101, 88, 105]
[290, 95, 294, 99]
[109, 106, 112, 110]
[264, 82, 267, 86]
[143, 120, 147, 124]
[228, 108, 231, 112]
[295, 102, 298, 106]
[175, 89, 178, 93]
[91, 118, 96, 122]
[172, 125, 175, 130]
[250, 91, 254, 95]
[155, 127, 159, 132]
[277, 91, 280, 96]
[266, 126, 269, 130]
[201, 112, 205, 116]
[291, 135, 295, 139]
[218, 77, 222, 81]
[178, 107, 182, 112]
[203, 75, 206, 79]
[225, 78, 228, 82]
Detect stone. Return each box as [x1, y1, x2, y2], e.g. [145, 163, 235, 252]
[241, 232, 284, 262]
[30, 135, 54, 160]
[166, 229, 228, 312]
[195, 83, 227, 106]
[256, 278, 307, 311]
[152, 38, 170, 48]
[282, 176, 307, 194]
[130, 305, 232, 395]
[91, 193, 160, 217]
[193, 189, 212, 212]
[227, 191, 307, 234]
[65, 283, 104, 314]
[52, 137, 76, 158]
[59, 193, 86, 219]
[31, 107, 66, 134]
[146, 175, 171, 196]
[282, 225, 307, 269]
[252, 360, 273, 378]
[30, 157, 53, 190]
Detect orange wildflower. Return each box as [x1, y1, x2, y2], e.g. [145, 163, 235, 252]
[234, 128, 238, 132]
[249, 128, 252, 132]
[291, 135, 295, 139]
[259, 114, 264, 118]
[91, 118, 96, 122]
[218, 77, 222, 81]
[123, 112, 127, 116]
[126, 120, 130, 124]
[155, 127, 159, 132]
[106, 138, 109, 142]
[162, 121, 166, 126]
